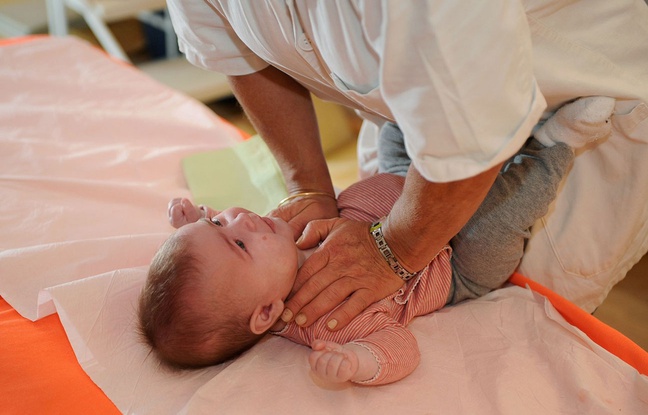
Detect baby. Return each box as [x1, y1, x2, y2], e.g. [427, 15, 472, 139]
[138, 97, 613, 385]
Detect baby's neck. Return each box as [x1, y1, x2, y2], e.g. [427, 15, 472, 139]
[274, 246, 316, 332]
[297, 246, 316, 267]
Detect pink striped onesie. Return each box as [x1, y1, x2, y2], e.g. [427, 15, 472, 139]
[274, 173, 453, 385]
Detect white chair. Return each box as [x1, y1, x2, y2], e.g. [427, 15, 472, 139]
[46, 0, 231, 102]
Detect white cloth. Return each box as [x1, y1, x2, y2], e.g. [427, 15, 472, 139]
[0, 36, 246, 321]
[520, 99, 648, 312]
[166, 0, 546, 183]
[167, 0, 648, 310]
[515, 0, 648, 311]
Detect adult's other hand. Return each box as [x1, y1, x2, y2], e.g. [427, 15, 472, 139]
[282, 217, 404, 330]
[269, 193, 339, 240]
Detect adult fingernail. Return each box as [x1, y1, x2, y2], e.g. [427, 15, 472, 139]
[281, 309, 293, 322]
[327, 319, 337, 330]
[295, 313, 307, 326]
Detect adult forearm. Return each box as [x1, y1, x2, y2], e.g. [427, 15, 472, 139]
[227, 67, 334, 195]
[384, 164, 503, 273]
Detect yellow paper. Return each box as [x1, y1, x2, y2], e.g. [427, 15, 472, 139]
[182, 135, 288, 215]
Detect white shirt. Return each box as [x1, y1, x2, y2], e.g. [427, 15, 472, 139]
[166, 0, 546, 182]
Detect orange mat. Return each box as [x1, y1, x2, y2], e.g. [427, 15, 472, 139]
[509, 273, 648, 376]
[0, 297, 119, 414]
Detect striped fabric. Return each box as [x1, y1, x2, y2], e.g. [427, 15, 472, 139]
[277, 174, 453, 385]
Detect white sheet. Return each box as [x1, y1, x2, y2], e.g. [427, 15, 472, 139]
[1, 36, 647, 414]
[0, 36, 243, 321]
[47, 269, 648, 414]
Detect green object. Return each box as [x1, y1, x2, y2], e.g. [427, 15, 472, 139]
[182, 135, 288, 215]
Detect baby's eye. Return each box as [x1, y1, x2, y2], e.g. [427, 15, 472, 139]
[235, 240, 246, 251]
[210, 217, 222, 226]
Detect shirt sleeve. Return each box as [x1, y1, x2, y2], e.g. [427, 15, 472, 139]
[166, 0, 269, 75]
[350, 324, 421, 386]
[276, 310, 420, 386]
[374, 0, 547, 182]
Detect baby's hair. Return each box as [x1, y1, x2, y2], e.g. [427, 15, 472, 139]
[138, 234, 264, 370]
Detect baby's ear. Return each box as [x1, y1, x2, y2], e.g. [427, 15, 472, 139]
[249, 299, 284, 335]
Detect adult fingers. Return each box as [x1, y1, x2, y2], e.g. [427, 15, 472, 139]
[283, 219, 354, 322]
[267, 203, 304, 238]
[288, 219, 343, 296]
[284, 218, 404, 329]
[269, 196, 338, 240]
[293, 276, 362, 328]
[324, 289, 374, 331]
[293, 281, 373, 331]
[282, 247, 341, 325]
[296, 218, 338, 254]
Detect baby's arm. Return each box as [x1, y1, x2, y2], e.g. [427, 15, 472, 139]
[281, 298, 424, 385]
[308, 340, 378, 384]
[167, 198, 218, 228]
[308, 323, 420, 385]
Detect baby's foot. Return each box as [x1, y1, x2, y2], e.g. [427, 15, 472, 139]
[535, 96, 615, 149]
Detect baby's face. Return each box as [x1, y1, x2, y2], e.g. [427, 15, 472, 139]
[175, 207, 299, 305]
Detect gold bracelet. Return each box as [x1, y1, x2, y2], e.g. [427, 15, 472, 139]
[278, 191, 336, 207]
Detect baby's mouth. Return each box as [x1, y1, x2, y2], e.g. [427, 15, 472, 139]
[262, 217, 276, 233]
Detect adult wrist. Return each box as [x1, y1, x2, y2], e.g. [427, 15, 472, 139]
[278, 190, 336, 207]
[369, 218, 418, 281]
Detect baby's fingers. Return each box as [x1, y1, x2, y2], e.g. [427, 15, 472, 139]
[168, 201, 188, 228]
[311, 339, 343, 352]
[180, 198, 202, 223]
[309, 349, 354, 383]
[167, 198, 202, 228]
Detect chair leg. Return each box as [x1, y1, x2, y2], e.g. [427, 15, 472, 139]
[46, 0, 69, 36]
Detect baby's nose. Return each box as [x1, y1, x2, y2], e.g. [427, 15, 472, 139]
[236, 212, 258, 230]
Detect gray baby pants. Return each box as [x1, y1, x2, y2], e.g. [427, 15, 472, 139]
[378, 122, 574, 304]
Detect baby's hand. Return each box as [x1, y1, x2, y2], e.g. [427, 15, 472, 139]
[167, 198, 209, 228]
[309, 339, 361, 383]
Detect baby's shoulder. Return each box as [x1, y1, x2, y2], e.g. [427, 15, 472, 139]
[338, 174, 405, 221]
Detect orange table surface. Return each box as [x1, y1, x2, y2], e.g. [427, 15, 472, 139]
[0, 297, 119, 415]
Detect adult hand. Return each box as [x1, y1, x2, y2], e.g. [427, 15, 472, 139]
[268, 194, 339, 240]
[229, 68, 337, 240]
[281, 217, 404, 330]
